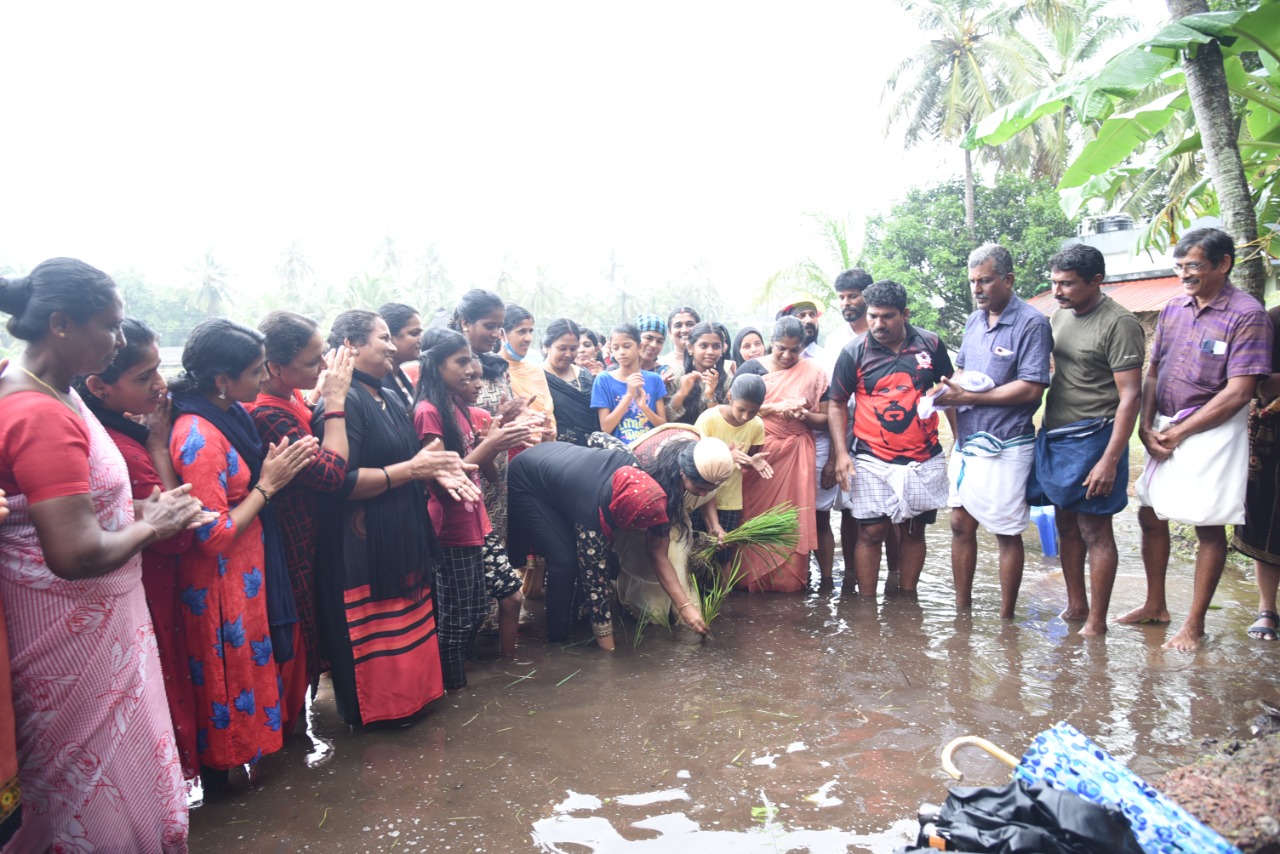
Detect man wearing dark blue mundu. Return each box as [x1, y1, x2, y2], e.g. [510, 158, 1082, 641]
[1031, 243, 1144, 637]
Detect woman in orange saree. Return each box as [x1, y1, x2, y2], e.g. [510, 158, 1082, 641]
[735, 316, 828, 592]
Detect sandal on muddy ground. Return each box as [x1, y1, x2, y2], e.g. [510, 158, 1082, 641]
[1247, 610, 1279, 641]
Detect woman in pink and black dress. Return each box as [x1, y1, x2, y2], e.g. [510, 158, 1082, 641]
[0, 259, 208, 851]
[246, 311, 353, 735]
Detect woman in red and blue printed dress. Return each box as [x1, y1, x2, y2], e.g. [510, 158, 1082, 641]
[168, 318, 319, 791]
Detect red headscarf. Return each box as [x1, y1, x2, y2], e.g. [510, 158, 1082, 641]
[602, 466, 668, 538]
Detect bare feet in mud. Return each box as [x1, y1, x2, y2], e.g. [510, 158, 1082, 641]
[1163, 624, 1205, 651]
[1116, 605, 1171, 625]
[595, 635, 616, 652]
[1078, 620, 1108, 637]
[1059, 606, 1089, 622]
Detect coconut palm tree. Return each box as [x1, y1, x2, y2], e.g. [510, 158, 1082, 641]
[758, 213, 857, 312]
[409, 244, 452, 313]
[883, 0, 1130, 237]
[189, 249, 232, 317]
[996, 0, 1139, 183]
[965, 1, 1272, 296]
[374, 235, 402, 281]
[276, 241, 314, 304]
[884, 0, 1019, 241]
[345, 272, 398, 311]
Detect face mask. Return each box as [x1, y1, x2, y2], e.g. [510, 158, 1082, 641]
[503, 341, 525, 361]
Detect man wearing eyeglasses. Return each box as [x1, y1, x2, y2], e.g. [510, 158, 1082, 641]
[1120, 227, 1273, 651]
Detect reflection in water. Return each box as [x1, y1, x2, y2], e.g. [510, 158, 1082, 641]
[302, 690, 334, 768]
[533, 797, 918, 853]
[189, 505, 1280, 851]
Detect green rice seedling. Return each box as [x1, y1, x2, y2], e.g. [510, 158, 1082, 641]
[631, 605, 672, 649]
[693, 552, 746, 626]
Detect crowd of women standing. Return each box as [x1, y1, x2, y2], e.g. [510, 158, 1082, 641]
[0, 257, 831, 851]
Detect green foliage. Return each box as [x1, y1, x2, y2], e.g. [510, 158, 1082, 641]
[114, 268, 210, 347]
[7, 236, 744, 355]
[860, 173, 1080, 344]
[885, 0, 1139, 186]
[630, 607, 671, 650]
[966, 1, 1280, 258]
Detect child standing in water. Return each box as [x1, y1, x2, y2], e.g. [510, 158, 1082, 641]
[461, 354, 534, 653]
[591, 322, 667, 445]
[694, 372, 774, 575]
[414, 329, 531, 688]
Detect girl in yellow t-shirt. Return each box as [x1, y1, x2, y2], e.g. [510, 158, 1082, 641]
[694, 373, 774, 574]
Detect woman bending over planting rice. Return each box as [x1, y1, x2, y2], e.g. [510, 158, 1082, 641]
[507, 436, 735, 650]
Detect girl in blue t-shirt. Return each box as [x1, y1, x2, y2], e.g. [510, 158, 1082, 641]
[590, 322, 667, 444]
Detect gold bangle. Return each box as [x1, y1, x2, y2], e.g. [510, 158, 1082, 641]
[678, 602, 697, 612]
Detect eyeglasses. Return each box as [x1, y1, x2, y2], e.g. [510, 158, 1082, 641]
[1172, 261, 1210, 273]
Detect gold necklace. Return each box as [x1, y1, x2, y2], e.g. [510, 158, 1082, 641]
[19, 367, 79, 415]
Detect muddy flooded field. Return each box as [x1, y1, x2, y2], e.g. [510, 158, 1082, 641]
[190, 505, 1280, 853]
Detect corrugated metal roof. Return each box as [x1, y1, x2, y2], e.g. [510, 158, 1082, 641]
[1027, 276, 1183, 317]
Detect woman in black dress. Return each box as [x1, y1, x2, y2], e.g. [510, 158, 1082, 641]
[507, 437, 733, 650]
[311, 310, 477, 723]
[542, 318, 596, 446]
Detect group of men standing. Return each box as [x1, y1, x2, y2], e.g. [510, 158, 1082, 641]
[784, 227, 1272, 651]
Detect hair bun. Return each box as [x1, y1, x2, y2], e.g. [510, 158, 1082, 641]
[0, 275, 33, 315]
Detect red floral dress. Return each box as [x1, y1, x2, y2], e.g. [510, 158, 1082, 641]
[171, 414, 283, 771]
[104, 426, 200, 780]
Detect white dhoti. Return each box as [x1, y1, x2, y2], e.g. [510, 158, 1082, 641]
[814, 431, 839, 512]
[1134, 406, 1248, 526]
[947, 433, 1035, 535]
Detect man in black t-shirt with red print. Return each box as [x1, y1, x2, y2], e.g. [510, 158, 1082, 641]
[828, 280, 955, 599]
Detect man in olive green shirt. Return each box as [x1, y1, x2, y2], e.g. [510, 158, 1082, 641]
[1035, 244, 1144, 635]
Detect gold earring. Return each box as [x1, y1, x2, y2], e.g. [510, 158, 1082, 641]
[57, 332, 66, 338]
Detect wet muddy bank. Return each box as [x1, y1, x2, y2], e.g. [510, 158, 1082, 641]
[1158, 729, 1280, 854]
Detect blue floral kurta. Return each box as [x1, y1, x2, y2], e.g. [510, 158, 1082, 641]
[171, 414, 283, 771]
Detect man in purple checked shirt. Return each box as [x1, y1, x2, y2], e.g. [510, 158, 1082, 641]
[1121, 228, 1273, 651]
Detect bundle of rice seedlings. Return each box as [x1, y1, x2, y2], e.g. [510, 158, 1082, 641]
[694, 502, 800, 569]
[692, 503, 800, 626]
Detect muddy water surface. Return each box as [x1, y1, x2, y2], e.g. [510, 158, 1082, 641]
[190, 505, 1280, 852]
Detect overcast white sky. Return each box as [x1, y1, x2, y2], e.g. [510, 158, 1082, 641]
[1, 1, 1170, 303]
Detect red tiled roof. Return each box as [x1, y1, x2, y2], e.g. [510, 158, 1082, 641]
[1027, 276, 1182, 316]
